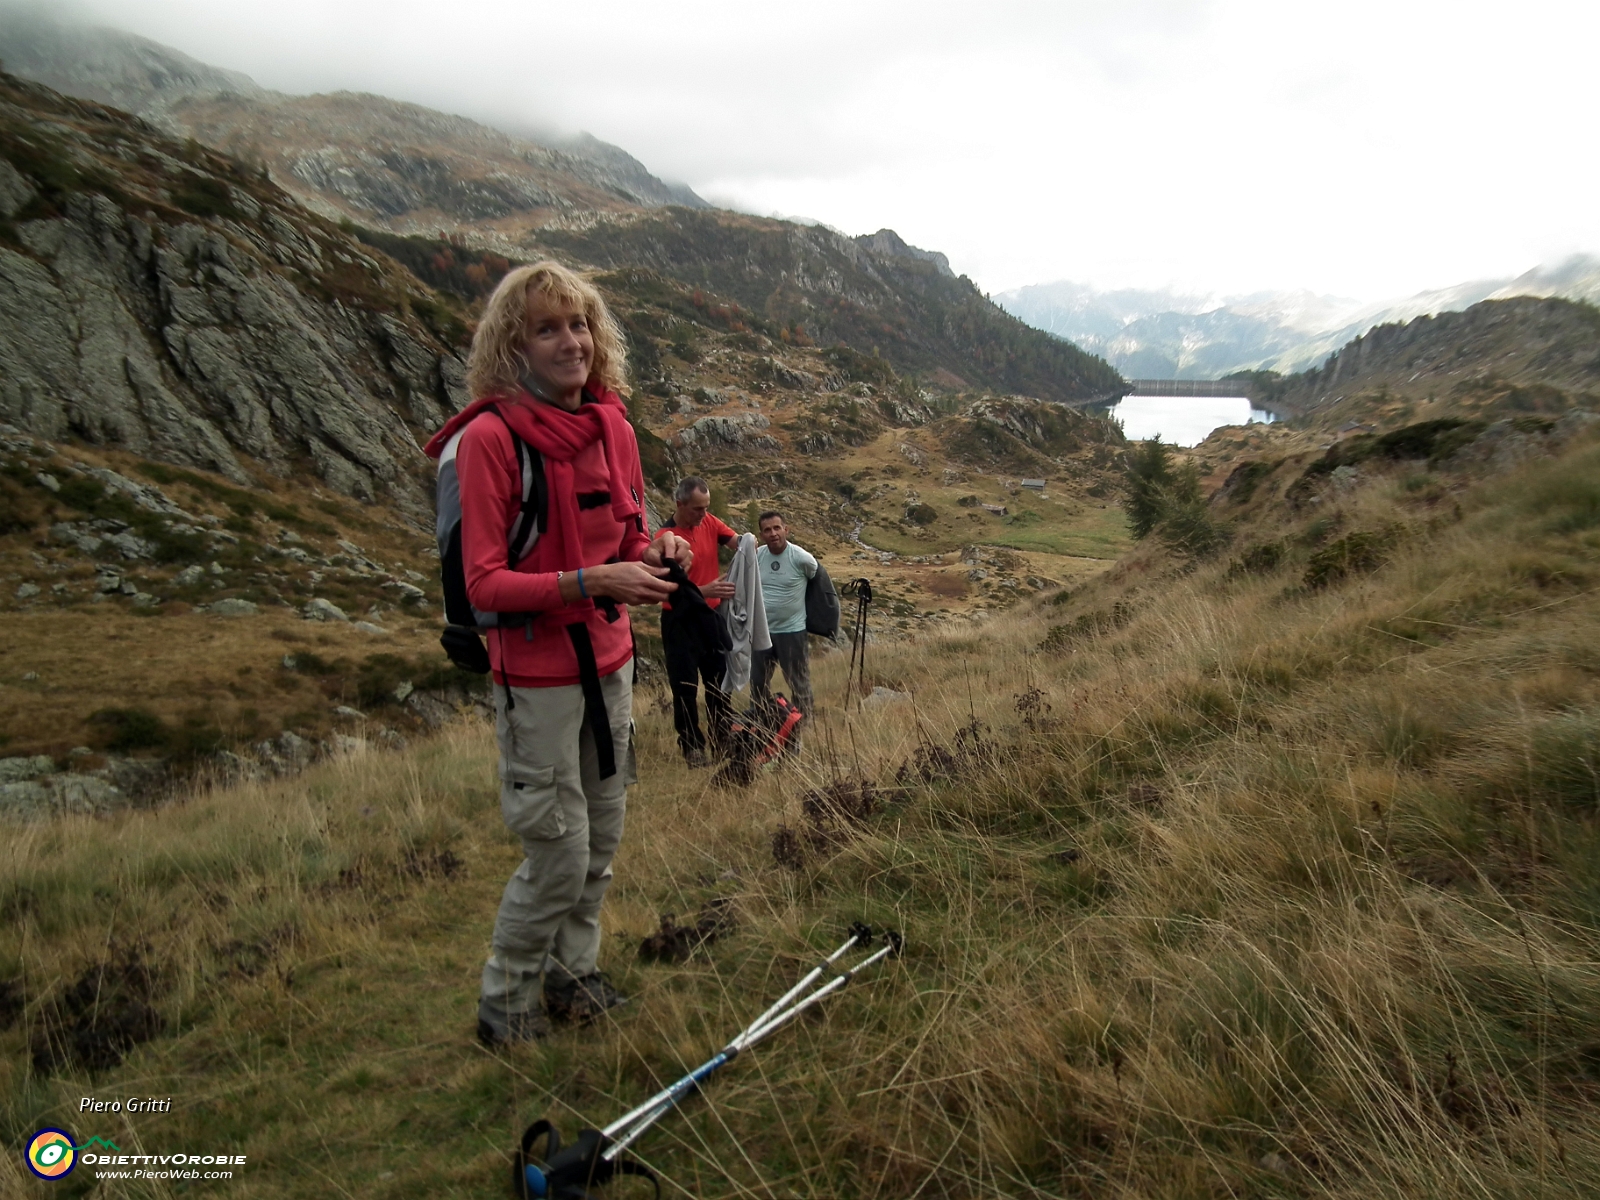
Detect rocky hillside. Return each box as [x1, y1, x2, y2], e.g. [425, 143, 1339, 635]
[1242, 296, 1600, 431]
[0, 70, 1134, 782]
[531, 210, 1126, 405]
[0, 69, 475, 519]
[0, 15, 1121, 412]
[0, 11, 705, 226]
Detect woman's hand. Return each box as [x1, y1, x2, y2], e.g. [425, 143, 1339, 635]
[643, 530, 693, 571]
[560, 562, 677, 606]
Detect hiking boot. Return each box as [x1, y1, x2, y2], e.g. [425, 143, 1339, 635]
[685, 747, 709, 769]
[544, 972, 628, 1026]
[476, 1007, 550, 1048]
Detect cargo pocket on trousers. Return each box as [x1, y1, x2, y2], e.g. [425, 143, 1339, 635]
[500, 761, 565, 840]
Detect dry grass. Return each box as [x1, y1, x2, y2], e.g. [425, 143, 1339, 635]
[0, 608, 445, 757]
[3, 436, 1600, 1197]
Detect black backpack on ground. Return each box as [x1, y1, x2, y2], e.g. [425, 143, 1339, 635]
[805, 560, 840, 638]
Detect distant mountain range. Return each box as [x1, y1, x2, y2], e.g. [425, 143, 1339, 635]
[998, 257, 1600, 381]
[0, 9, 707, 227]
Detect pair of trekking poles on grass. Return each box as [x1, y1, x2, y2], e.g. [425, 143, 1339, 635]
[513, 922, 903, 1199]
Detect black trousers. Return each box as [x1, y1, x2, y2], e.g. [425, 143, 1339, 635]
[661, 607, 731, 757]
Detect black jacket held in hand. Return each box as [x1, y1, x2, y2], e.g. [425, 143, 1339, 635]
[660, 561, 732, 658]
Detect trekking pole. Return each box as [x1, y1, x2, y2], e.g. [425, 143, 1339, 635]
[513, 929, 900, 1197]
[736, 929, 902, 1049]
[597, 924, 872, 1145]
[844, 578, 872, 710]
[599, 928, 902, 1164]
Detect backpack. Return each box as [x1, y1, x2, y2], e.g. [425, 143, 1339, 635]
[436, 406, 547, 674]
[713, 694, 804, 788]
[805, 561, 840, 638]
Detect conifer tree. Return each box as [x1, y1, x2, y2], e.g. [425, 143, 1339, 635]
[1125, 436, 1172, 538]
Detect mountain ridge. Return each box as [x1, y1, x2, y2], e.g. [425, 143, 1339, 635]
[0, 10, 708, 224]
[1000, 255, 1600, 381]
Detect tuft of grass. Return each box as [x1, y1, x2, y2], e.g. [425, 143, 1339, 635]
[1304, 525, 1402, 589]
[1527, 707, 1600, 808]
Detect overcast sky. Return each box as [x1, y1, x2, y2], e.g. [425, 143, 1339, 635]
[49, 0, 1600, 302]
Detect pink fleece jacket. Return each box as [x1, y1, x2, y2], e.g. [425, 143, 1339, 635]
[432, 388, 651, 687]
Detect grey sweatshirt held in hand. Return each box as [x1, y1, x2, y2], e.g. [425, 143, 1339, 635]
[720, 532, 772, 692]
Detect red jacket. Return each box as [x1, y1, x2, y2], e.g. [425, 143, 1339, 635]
[426, 387, 652, 688]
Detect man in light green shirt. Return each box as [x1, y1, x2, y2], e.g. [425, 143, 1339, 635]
[752, 510, 816, 740]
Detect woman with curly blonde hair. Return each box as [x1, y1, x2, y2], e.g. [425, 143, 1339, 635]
[426, 259, 691, 1045]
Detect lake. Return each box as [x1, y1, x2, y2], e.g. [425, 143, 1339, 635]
[1105, 396, 1277, 447]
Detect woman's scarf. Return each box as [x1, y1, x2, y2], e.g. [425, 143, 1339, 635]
[425, 384, 647, 581]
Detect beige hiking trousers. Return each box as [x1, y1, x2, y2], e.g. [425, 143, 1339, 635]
[479, 669, 635, 1023]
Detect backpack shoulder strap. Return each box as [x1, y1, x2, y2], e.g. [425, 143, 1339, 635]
[485, 405, 547, 568]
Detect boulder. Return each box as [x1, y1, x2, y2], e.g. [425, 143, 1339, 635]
[303, 597, 349, 622]
[105, 531, 155, 559]
[860, 686, 913, 709]
[51, 522, 104, 555]
[51, 773, 124, 815]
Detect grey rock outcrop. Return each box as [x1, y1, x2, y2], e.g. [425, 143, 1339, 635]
[0, 73, 472, 520]
[0, 754, 55, 783]
[0, 770, 128, 821]
[854, 229, 954, 279]
[673, 412, 779, 456]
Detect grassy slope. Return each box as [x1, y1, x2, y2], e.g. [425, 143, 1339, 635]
[0, 439, 461, 759]
[1246, 297, 1600, 434]
[4, 423, 1599, 1197]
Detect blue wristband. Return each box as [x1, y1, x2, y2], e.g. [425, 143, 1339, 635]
[577, 568, 588, 598]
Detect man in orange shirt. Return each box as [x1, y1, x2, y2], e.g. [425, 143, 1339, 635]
[658, 477, 737, 766]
